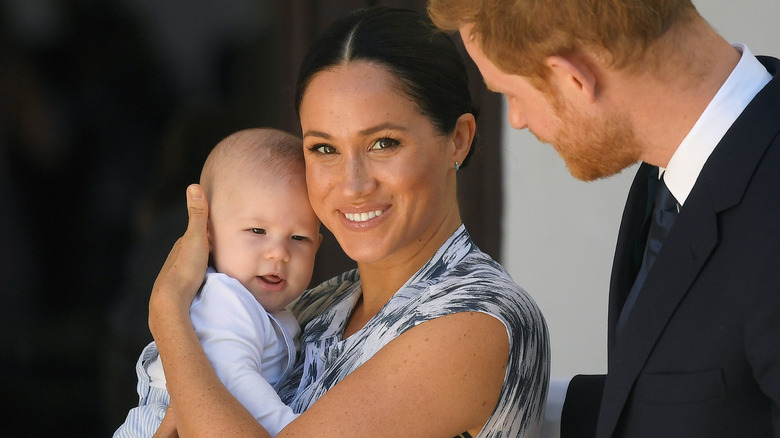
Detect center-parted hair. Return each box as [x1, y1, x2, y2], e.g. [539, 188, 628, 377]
[294, 6, 478, 167]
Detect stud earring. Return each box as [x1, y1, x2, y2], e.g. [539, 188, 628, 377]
[454, 161, 460, 171]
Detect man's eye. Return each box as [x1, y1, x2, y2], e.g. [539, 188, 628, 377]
[250, 228, 266, 235]
[371, 137, 400, 150]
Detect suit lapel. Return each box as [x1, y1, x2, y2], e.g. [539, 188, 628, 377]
[607, 163, 656, 353]
[598, 192, 719, 437]
[597, 56, 780, 438]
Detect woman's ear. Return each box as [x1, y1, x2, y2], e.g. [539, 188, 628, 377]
[546, 55, 597, 103]
[451, 112, 476, 165]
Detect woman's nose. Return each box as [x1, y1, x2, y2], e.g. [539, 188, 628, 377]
[342, 155, 376, 197]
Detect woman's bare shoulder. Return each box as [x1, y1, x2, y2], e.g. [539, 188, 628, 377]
[279, 311, 508, 438]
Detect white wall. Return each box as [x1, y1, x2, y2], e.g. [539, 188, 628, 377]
[500, 0, 780, 378]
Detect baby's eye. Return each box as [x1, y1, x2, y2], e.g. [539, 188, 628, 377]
[371, 137, 400, 150]
[250, 228, 266, 235]
[309, 144, 337, 154]
[291, 235, 308, 241]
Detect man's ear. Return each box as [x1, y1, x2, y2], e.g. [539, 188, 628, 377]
[546, 55, 597, 103]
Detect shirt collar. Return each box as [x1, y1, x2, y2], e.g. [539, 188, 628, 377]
[663, 44, 772, 205]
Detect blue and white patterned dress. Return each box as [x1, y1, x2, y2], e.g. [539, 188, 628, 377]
[277, 226, 550, 437]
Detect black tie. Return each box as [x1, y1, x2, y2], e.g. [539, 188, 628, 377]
[616, 173, 679, 334]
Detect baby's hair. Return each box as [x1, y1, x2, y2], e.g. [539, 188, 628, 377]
[200, 128, 304, 200]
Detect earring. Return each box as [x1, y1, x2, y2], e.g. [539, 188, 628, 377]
[454, 161, 460, 171]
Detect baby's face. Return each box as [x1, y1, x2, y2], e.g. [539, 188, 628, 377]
[209, 172, 321, 312]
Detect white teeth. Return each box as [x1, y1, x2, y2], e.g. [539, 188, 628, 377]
[345, 210, 384, 222]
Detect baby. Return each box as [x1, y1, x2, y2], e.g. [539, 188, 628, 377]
[114, 128, 321, 437]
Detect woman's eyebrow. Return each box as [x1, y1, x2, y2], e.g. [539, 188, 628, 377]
[303, 123, 409, 140]
[358, 123, 408, 136]
[302, 129, 331, 139]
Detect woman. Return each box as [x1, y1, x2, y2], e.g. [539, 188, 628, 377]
[149, 7, 549, 438]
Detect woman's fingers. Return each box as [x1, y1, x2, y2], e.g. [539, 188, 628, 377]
[152, 403, 178, 438]
[184, 184, 209, 248]
[162, 184, 209, 288]
[176, 184, 211, 280]
[150, 185, 211, 331]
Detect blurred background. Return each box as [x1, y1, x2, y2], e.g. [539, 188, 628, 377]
[5, 0, 777, 436]
[0, 0, 502, 435]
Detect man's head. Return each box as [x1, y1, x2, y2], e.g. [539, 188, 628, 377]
[456, 21, 645, 181]
[428, 0, 703, 180]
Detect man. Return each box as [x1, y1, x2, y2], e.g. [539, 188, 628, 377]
[429, 1, 780, 437]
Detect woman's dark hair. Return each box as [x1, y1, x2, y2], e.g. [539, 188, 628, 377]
[295, 6, 478, 167]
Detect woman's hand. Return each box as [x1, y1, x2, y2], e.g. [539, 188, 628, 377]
[149, 184, 210, 337]
[146, 184, 267, 438]
[152, 404, 178, 438]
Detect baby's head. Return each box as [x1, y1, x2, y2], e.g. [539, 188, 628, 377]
[200, 128, 321, 312]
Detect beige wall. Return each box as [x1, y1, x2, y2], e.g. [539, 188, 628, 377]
[500, 0, 780, 377]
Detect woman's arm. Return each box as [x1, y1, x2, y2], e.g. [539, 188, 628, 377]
[283, 311, 510, 438]
[149, 185, 270, 438]
[151, 185, 512, 438]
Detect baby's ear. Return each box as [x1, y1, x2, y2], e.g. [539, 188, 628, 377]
[206, 219, 214, 252]
[206, 221, 217, 269]
[316, 233, 324, 251]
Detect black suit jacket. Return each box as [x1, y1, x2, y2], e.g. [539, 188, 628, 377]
[562, 56, 780, 437]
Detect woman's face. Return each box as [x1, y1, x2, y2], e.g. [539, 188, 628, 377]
[299, 62, 463, 267]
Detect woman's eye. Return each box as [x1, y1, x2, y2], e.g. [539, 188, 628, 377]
[309, 144, 337, 154]
[371, 137, 400, 150]
[250, 228, 266, 235]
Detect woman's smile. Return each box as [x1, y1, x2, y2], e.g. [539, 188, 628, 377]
[343, 209, 385, 223]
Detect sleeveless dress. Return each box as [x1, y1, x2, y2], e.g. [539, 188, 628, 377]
[277, 226, 550, 437]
